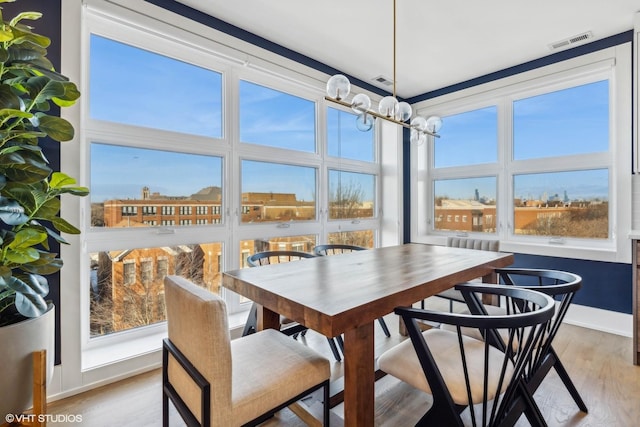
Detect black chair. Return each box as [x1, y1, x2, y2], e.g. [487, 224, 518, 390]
[492, 268, 588, 415]
[242, 250, 344, 362]
[313, 244, 392, 343]
[378, 283, 555, 427]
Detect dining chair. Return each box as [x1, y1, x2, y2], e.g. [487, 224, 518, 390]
[243, 250, 344, 362]
[458, 268, 588, 416]
[162, 275, 331, 427]
[378, 283, 555, 427]
[313, 244, 392, 341]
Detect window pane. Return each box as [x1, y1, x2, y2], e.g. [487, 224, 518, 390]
[513, 170, 608, 238]
[513, 80, 609, 159]
[329, 170, 375, 219]
[239, 80, 316, 152]
[91, 143, 223, 228]
[241, 161, 316, 223]
[327, 107, 374, 161]
[434, 177, 497, 233]
[90, 242, 223, 337]
[434, 106, 497, 168]
[89, 35, 222, 137]
[328, 230, 374, 248]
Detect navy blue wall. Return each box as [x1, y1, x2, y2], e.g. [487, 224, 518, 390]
[512, 254, 632, 314]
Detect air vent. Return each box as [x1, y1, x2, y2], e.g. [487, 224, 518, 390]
[372, 75, 394, 86]
[548, 31, 593, 51]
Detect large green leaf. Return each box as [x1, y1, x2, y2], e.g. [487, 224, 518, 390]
[35, 113, 74, 141]
[14, 289, 47, 317]
[21, 251, 62, 275]
[5, 246, 40, 264]
[0, 84, 22, 110]
[0, 196, 28, 225]
[9, 11, 43, 28]
[1, 149, 51, 182]
[8, 227, 47, 250]
[50, 215, 80, 235]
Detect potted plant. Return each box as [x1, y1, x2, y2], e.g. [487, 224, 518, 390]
[0, 0, 88, 418]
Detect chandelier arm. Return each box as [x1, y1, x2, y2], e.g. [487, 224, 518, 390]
[324, 96, 440, 138]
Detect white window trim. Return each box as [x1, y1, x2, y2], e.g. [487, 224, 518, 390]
[410, 45, 632, 263]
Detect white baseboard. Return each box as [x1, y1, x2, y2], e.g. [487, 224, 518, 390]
[563, 303, 632, 337]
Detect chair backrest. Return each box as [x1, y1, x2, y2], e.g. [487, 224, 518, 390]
[313, 244, 366, 256]
[246, 250, 314, 267]
[164, 275, 232, 425]
[494, 268, 582, 377]
[447, 236, 500, 252]
[392, 283, 555, 426]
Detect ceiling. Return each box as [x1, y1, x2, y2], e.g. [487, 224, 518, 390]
[176, 0, 639, 99]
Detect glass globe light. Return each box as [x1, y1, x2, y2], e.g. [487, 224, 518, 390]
[356, 113, 375, 132]
[410, 116, 428, 131]
[378, 96, 399, 118]
[326, 74, 351, 100]
[410, 129, 427, 145]
[395, 102, 413, 122]
[426, 116, 443, 133]
[351, 93, 371, 113]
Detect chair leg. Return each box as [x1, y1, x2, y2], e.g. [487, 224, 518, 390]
[323, 380, 330, 426]
[335, 335, 344, 353]
[551, 349, 588, 413]
[242, 303, 258, 336]
[377, 317, 391, 337]
[326, 337, 341, 362]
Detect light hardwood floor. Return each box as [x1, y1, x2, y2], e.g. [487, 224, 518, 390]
[45, 311, 640, 426]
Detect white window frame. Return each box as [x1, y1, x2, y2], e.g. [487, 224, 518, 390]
[411, 45, 632, 263]
[58, 0, 393, 380]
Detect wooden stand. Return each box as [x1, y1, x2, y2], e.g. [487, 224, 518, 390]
[0, 350, 47, 427]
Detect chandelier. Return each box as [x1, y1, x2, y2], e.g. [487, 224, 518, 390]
[324, 0, 442, 145]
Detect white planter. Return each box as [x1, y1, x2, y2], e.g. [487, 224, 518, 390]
[0, 304, 55, 419]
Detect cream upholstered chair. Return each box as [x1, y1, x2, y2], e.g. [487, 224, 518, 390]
[379, 283, 555, 427]
[162, 275, 331, 427]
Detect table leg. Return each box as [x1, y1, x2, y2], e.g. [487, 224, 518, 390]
[256, 304, 280, 331]
[343, 321, 375, 426]
[482, 270, 499, 305]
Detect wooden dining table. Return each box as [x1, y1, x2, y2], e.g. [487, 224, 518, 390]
[221, 243, 514, 426]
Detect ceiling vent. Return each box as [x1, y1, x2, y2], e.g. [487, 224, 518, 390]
[548, 31, 593, 51]
[371, 75, 394, 86]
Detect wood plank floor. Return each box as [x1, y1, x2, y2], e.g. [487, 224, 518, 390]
[46, 309, 640, 426]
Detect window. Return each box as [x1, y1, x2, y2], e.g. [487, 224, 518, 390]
[89, 34, 222, 137]
[89, 242, 223, 337]
[327, 107, 374, 162]
[239, 80, 315, 152]
[77, 10, 383, 368]
[412, 50, 629, 261]
[328, 170, 375, 220]
[240, 160, 316, 223]
[91, 144, 222, 229]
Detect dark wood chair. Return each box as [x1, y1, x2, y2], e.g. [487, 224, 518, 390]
[313, 244, 392, 341]
[162, 275, 330, 427]
[242, 250, 344, 362]
[379, 283, 555, 427]
[489, 269, 588, 416]
[442, 268, 587, 424]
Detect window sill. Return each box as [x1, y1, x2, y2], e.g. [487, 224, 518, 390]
[82, 308, 250, 371]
